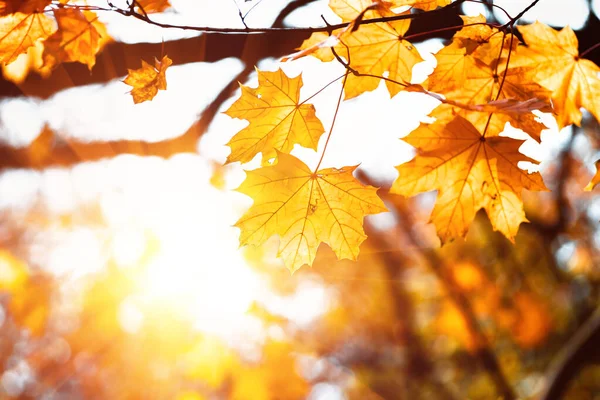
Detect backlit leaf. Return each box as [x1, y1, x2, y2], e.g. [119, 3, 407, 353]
[43, 9, 104, 70]
[123, 55, 172, 104]
[235, 152, 387, 272]
[0, 11, 54, 65]
[392, 113, 547, 242]
[299, 4, 423, 98]
[224, 68, 325, 165]
[516, 22, 600, 128]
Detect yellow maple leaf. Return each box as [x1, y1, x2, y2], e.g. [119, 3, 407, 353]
[224, 68, 325, 165]
[136, 0, 171, 13]
[392, 113, 547, 242]
[297, 1, 423, 99]
[514, 22, 600, 128]
[0, 11, 54, 65]
[43, 9, 105, 70]
[235, 152, 387, 272]
[123, 54, 172, 104]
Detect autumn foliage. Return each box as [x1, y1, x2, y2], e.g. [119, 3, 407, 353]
[2, 0, 600, 399]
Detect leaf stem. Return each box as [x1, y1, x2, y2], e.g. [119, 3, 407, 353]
[580, 41, 600, 58]
[314, 71, 348, 172]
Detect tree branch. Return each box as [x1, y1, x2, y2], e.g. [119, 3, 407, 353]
[107, 0, 468, 34]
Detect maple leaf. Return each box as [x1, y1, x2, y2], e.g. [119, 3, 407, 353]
[0, 11, 54, 65]
[426, 15, 512, 94]
[136, 0, 171, 13]
[235, 152, 387, 272]
[515, 22, 600, 128]
[224, 68, 325, 165]
[428, 43, 551, 141]
[43, 9, 104, 70]
[392, 113, 547, 242]
[424, 15, 552, 141]
[295, 1, 423, 98]
[123, 55, 172, 104]
[302, 15, 423, 98]
[1, 40, 51, 83]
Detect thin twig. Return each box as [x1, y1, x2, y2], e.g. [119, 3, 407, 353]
[104, 0, 468, 35]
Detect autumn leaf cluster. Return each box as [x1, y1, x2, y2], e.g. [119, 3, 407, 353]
[2, 0, 600, 273]
[223, 0, 600, 272]
[0, 0, 171, 98]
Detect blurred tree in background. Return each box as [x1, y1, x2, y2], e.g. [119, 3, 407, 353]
[1, 0, 600, 399]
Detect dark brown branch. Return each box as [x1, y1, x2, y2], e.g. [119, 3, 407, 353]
[0, 0, 478, 100]
[0, 0, 320, 170]
[108, 0, 468, 34]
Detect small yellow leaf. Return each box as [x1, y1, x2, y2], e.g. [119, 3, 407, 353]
[123, 55, 172, 104]
[235, 152, 387, 272]
[224, 68, 325, 165]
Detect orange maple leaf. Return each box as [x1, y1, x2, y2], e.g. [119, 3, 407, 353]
[224, 68, 325, 165]
[0, 11, 54, 65]
[235, 152, 387, 272]
[43, 9, 106, 70]
[123, 55, 172, 104]
[426, 15, 514, 94]
[426, 15, 550, 142]
[515, 22, 600, 128]
[392, 112, 547, 242]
